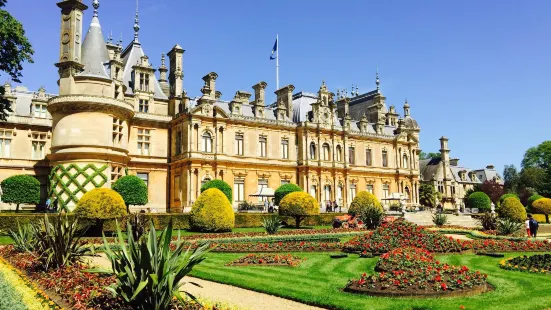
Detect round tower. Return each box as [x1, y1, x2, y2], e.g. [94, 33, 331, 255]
[48, 0, 133, 209]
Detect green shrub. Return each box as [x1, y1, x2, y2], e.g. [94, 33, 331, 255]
[467, 192, 491, 212]
[527, 195, 545, 211]
[279, 192, 319, 228]
[499, 193, 520, 206]
[91, 220, 208, 310]
[348, 191, 383, 229]
[190, 188, 235, 232]
[112, 175, 148, 210]
[274, 183, 302, 206]
[0, 174, 40, 211]
[200, 179, 232, 203]
[499, 197, 527, 223]
[477, 212, 497, 231]
[432, 213, 449, 227]
[532, 198, 551, 223]
[74, 188, 127, 235]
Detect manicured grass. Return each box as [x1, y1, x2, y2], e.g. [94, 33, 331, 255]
[0, 236, 13, 245]
[190, 251, 551, 310]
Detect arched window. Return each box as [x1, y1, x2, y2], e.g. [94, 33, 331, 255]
[310, 184, 317, 197]
[336, 145, 342, 162]
[309, 142, 316, 160]
[403, 154, 408, 169]
[322, 143, 330, 161]
[202, 132, 213, 153]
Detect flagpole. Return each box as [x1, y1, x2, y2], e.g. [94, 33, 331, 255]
[276, 34, 279, 90]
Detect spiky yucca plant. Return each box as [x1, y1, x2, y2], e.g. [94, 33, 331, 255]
[262, 216, 283, 234]
[9, 222, 36, 252]
[90, 220, 209, 310]
[496, 218, 523, 236]
[432, 212, 449, 227]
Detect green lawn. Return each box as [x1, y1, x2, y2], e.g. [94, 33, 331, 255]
[190, 251, 551, 310]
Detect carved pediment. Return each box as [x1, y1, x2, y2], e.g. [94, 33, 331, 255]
[232, 169, 248, 178]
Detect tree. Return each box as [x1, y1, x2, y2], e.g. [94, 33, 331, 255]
[0, 1, 34, 121]
[1, 174, 40, 211]
[74, 188, 127, 235]
[190, 188, 234, 232]
[200, 179, 232, 203]
[419, 183, 440, 208]
[532, 198, 551, 224]
[467, 192, 491, 212]
[503, 164, 519, 193]
[279, 192, 319, 228]
[419, 152, 440, 160]
[112, 175, 148, 212]
[519, 167, 550, 197]
[274, 183, 302, 206]
[499, 197, 527, 223]
[480, 180, 504, 205]
[521, 141, 551, 171]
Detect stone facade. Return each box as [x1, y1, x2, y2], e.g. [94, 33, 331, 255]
[0, 0, 422, 212]
[419, 137, 503, 210]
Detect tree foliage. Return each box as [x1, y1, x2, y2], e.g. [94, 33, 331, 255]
[503, 164, 519, 193]
[419, 183, 440, 208]
[0, 174, 40, 211]
[480, 180, 504, 204]
[419, 152, 440, 160]
[190, 188, 234, 232]
[112, 175, 148, 209]
[200, 179, 232, 203]
[467, 192, 491, 212]
[0, 1, 34, 121]
[532, 198, 551, 224]
[279, 192, 319, 228]
[274, 183, 302, 206]
[499, 197, 527, 223]
[521, 141, 551, 171]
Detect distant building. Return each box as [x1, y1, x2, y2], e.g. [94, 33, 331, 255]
[419, 137, 503, 210]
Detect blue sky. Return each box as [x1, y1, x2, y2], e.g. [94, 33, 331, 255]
[5, 0, 551, 172]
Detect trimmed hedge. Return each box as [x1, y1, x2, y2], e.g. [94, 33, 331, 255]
[279, 192, 319, 228]
[0, 175, 40, 210]
[190, 188, 235, 232]
[0, 213, 345, 233]
[200, 180, 232, 203]
[499, 197, 527, 223]
[112, 175, 148, 207]
[467, 192, 491, 212]
[274, 183, 302, 206]
[528, 195, 544, 209]
[74, 188, 127, 220]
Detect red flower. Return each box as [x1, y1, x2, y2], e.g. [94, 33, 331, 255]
[441, 282, 447, 290]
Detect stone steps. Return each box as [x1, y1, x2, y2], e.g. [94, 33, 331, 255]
[404, 212, 479, 228]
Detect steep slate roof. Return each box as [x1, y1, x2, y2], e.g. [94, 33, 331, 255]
[347, 90, 382, 121]
[291, 92, 317, 122]
[189, 98, 288, 121]
[12, 86, 55, 116]
[120, 42, 168, 100]
[78, 15, 110, 79]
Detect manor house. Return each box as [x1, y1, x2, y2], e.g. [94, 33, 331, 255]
[0, 0, 421, 212]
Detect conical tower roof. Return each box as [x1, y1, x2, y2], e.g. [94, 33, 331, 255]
[78, 2, 110, 80]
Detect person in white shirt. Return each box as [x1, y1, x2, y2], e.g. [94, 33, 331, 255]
[525, 218, 531, 237]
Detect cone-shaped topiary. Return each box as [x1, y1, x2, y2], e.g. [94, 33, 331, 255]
[200, 179, 232, 203]
[112, 175, 148, 211]
[467, 192, 491, 212]
[532, 198, 551, 223]
[74, 188, 127, 235]
[191, 188, 235, 232]
[349, 191, 384, 229]
[1, 174, 40, 212]
[499, 197, 527, 223]
[274, 183, 302, 206]
[279, 192, 319, 228]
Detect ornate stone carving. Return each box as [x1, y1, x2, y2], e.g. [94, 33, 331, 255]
[48, 95, 135, 119]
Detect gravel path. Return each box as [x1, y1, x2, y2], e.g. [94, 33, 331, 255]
[444, 233, 472, 240]
[84, 254, 323, 310]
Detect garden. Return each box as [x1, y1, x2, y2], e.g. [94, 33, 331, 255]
[0, 178, 551, 309]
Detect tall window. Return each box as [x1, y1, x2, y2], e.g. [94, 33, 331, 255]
[367, 184, 373, 194]
[281, 139, 289, 159]
[382, 150, 388, 167]
[137, 173, 149, 189]
[309, 142, 316, 160]
[438, 181, 444, 193]
[234, 179, 245, 202]
[137, 128, 151, 155]
[202, 132, 213, 153]
[175, 130, 182, 155]
[403, 154, 408, 169]
[258, 179, 268, 202]
[259, 136, 267, 157]
[337, 183, 343, 202]
[336, 145, 342, 162]
[349, 183, 357, 201]
[139, 99, 149, 113]
[0, 130, 12, 158]
[310, 185, 317, 198]
[348, 147, 355, 164]
[383, 184, 389, 198]
[324, 185, 331, 203]
[111, 165, 124, 182]
[322, 143, 330, 161]
[139, 73, 150, 91]
[31, 133, 46, 160]
[366, 148, 372, 166]
[112, 118, 123, 146]
[33, 104, 47, 118]
[235, 134, 244, 156]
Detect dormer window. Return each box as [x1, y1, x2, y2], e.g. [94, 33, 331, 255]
[139, 73, 150, 91]
[139, 99, 149, 113]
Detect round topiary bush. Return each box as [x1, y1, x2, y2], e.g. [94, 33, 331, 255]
[532, 198, 551, 223]
[527, 195, 544, 210]
[0, 174, 40, 212]
[467, 192, 491, 212]
[274, 183, 302, 206]
[200, 179, 232, 203]
[499, 193, 520, 206]
[112, 175, 148, 211]
[499, 197, 527, 223]
[74, 188, 127, 235]
[190, 188, 235, 232]
[349, 191, 384, 229]
[279, 192, 319, 228]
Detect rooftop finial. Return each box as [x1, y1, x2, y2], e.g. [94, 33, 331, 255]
[133, 0, 140, 43]
[160, 53, 166, 68]
[92, 0, 99, 17]
[108, 30, 113, 43]
[376, 66, 380, 91]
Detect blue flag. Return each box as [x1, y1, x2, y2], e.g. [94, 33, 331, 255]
[270, 37, 277, 60]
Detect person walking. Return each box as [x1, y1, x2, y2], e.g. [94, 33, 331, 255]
[264, 199, 269, 212]
[525, 217, 532, 237]
[326, 201, 331, 213]
[528, 214, 539, 238]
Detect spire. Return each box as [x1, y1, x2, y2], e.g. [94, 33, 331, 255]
[133, 0, 140, 43]
[78, 0, 110, 79]
[375, 66, 380, 92]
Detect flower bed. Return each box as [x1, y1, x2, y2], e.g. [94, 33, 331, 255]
[345, 247, 489, 298]
[177, 241, 343, 253]
[427, 227, 542, 241]
[226, 254, 304, 266]
[500, 254, 551, 274]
